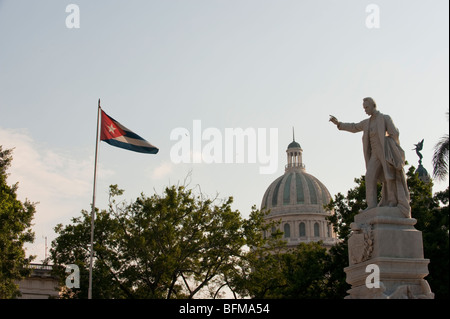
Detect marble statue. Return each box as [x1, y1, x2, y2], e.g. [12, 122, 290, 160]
[330, 98, 433, 299]
[329, 97, 411, 218]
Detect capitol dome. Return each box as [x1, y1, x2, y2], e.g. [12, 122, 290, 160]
[261, 170, 332, 214]
[261, 134, 338, 248]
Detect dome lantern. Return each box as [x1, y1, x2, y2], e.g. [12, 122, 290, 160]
[286, 128, 305, 171]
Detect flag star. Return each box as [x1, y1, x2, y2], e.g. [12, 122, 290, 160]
[107, 124, 117, 135]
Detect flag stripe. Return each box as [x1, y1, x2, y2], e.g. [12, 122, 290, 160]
[120, 128, 147, 141]
[112, 135, 157, 148]
[103, 138, 159, 154]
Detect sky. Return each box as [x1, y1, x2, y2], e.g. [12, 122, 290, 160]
[0, 0, 448, 262]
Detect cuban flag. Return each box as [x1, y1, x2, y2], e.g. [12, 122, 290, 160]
[100, 109, 159, 154]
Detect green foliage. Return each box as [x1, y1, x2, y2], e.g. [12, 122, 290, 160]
[406, 166, 449, 299]
[51, 184, 268, 299]
[0, 146, 36, 299]
[432, 111, 449, 181]
[232, 233, 346, 299]
[251, 242, 333, 298]
[228, 219, 287, 299]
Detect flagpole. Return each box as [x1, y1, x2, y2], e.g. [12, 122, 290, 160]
[88, 99, 101, 299]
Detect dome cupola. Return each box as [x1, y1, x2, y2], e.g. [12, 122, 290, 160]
[285, 129, 305, 171]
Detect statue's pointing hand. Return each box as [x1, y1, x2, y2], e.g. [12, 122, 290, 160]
[329, 115, 339, 126]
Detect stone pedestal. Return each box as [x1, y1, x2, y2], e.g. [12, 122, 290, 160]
[344, 207, 434, 299]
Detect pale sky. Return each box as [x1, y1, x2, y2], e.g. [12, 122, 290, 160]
[0, 0, 448, 262]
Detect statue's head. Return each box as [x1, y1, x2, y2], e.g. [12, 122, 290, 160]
[363, 97, 377, 116]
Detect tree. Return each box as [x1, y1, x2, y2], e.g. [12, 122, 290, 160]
[50, 184, 267, 299]
[228, 222, 287, 299]
[0, 146, 36, 299]
[407, 166, 449, 299]
[432, 111, 449, 181]
[235, 241, 334, 299]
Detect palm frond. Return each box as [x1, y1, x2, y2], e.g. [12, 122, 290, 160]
[432, 134, 449, 181]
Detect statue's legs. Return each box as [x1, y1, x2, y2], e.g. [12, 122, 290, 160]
[365, 155, 383, 209]
[385, 179, 397, 206]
